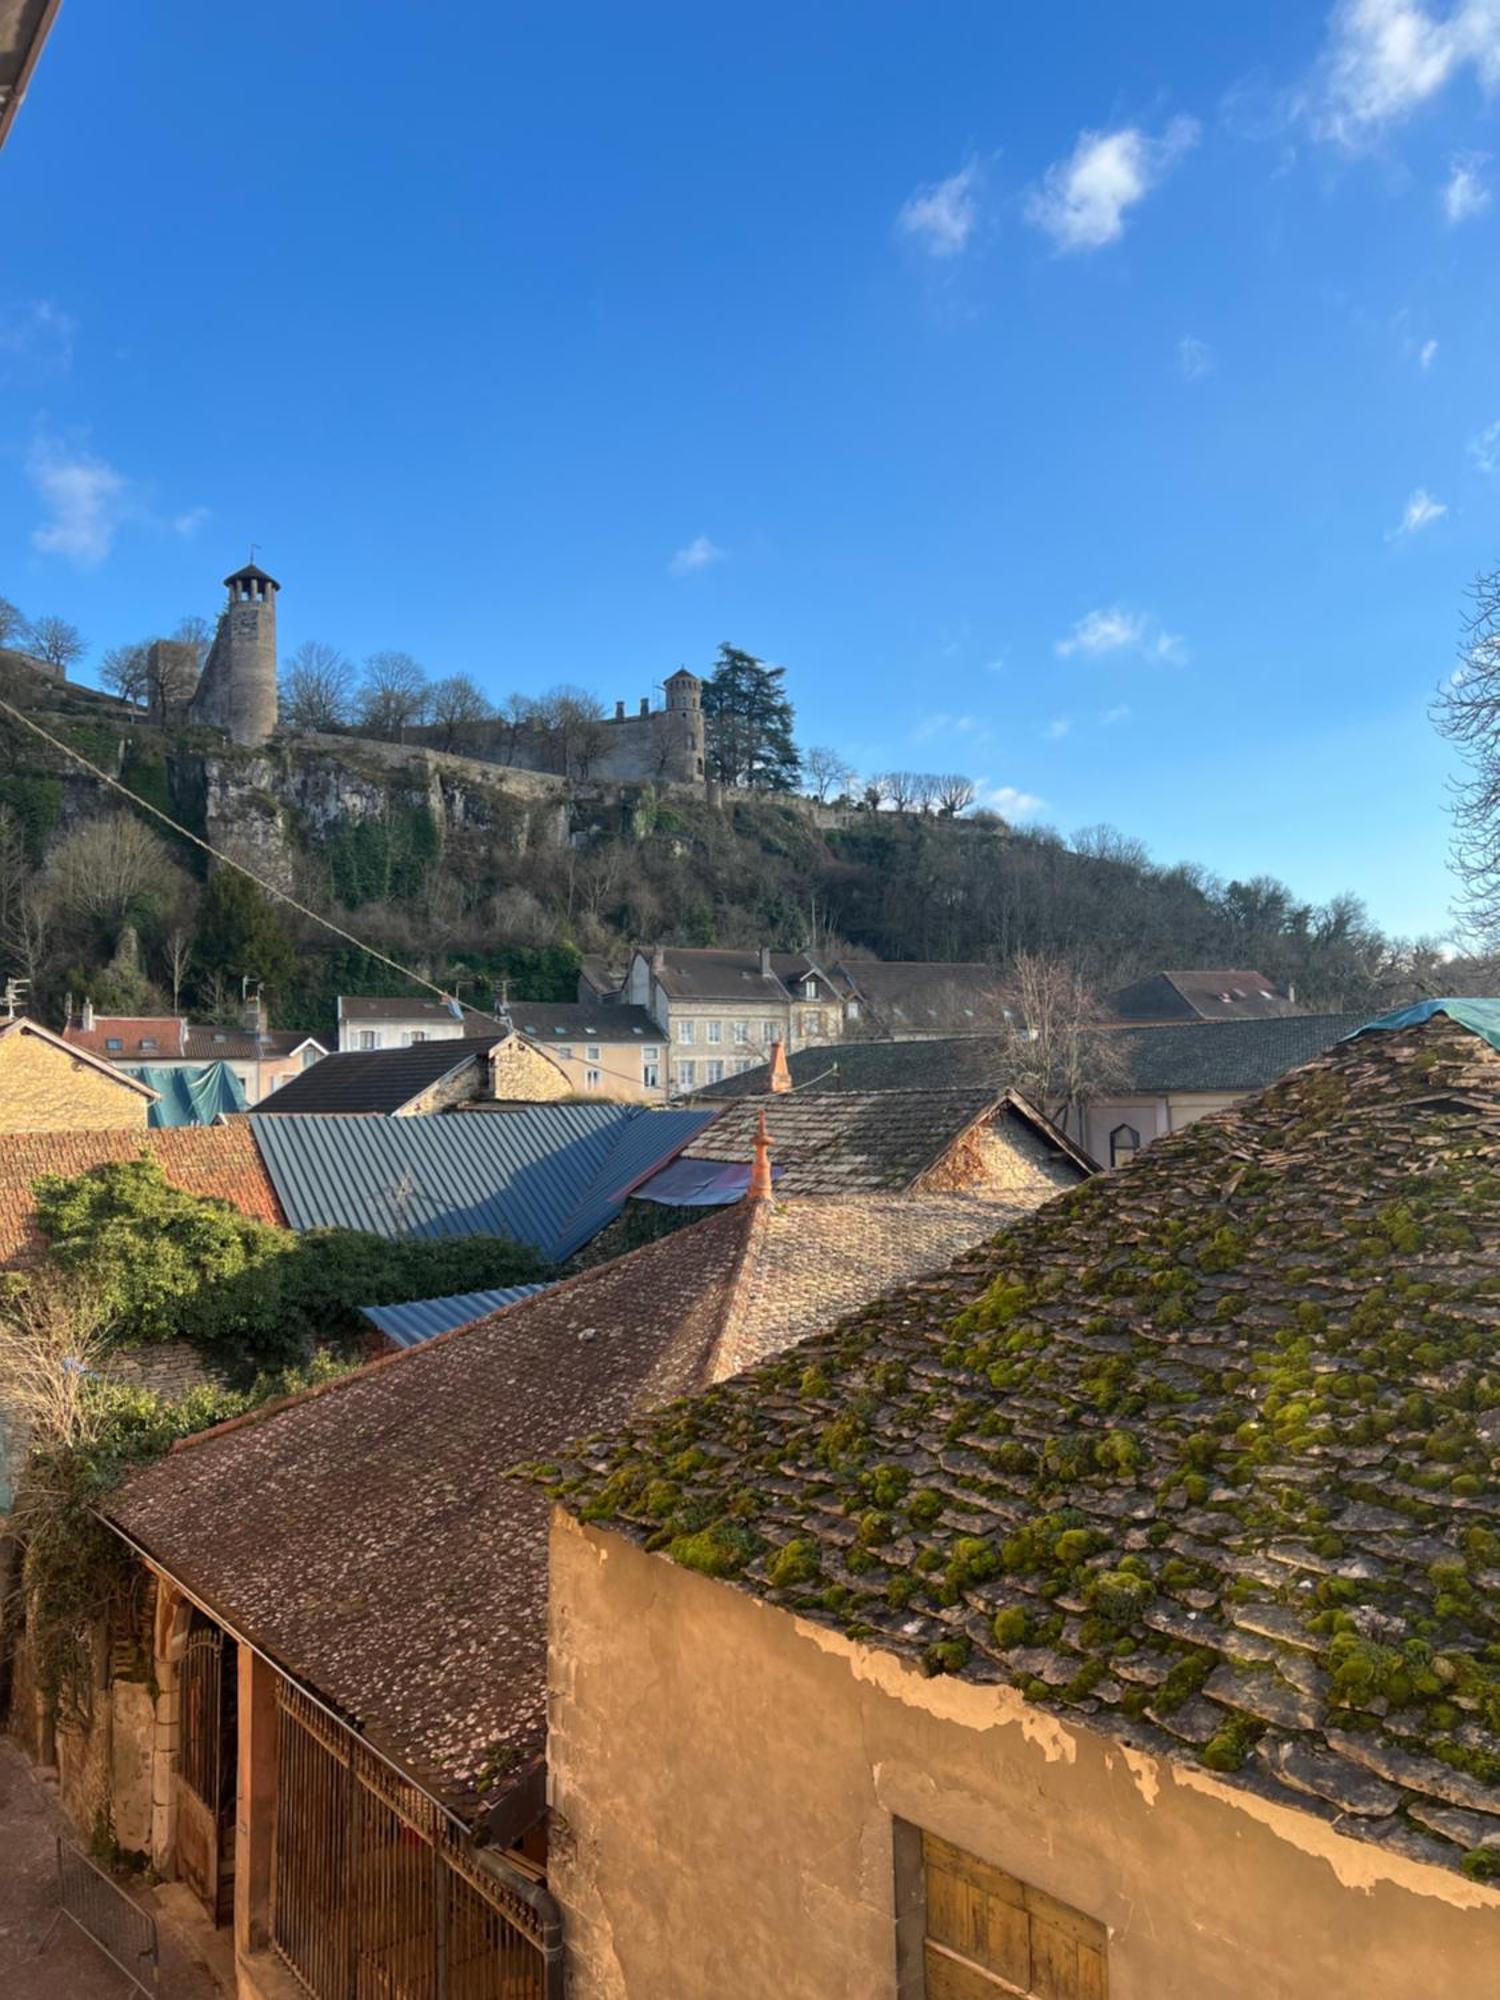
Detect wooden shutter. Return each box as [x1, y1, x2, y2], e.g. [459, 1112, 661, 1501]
[921, 1832, 1107, 2000]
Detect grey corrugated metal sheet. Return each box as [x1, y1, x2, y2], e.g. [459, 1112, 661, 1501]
[248, 1105, 713, 1260]
[359, 1285, 552, 1349]
[547, 1106, 717, 1260]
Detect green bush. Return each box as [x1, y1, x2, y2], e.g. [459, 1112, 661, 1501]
[30, 1154, 544, 1373]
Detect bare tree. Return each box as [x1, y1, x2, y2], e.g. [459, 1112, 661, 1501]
[173, 614, 214, 674]
[803, 746, 856, 803]
[934, 774, 977, 816]
[358, 651, 430, 739]
[100, 640, 152, 706]
[282, 640, 355, 732]
[860, 774, 889, 812]
[26, 615, 86, 674]
[164, 925, 194, 1012]
[996, 953, 1129, 1127]
[0, 596, 26, 648]
[428, 673, 494, 752]
[45, 815, 188, 942]
[146, 639, 199, 720]
[1434, 567, 1500, 947]
[885, 771, 920, 813]
[538, 685, 608, 778]
[495, 693, 537, 765]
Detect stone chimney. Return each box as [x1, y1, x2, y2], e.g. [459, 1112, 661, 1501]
[651, 944, 665, 976]
[81, 997, 95, 1034]
[747, 1109, 773, 1201]
[768, 1039, 792, 1094]
[758, 946, 772, 977]
[241, 988, 266, 1038]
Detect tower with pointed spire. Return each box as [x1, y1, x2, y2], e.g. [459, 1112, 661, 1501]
[187, 561, 279, 747]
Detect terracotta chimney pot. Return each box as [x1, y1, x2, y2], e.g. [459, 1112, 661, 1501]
[748, 1108, 774, 1201]
[768, 1039, 793, 1094]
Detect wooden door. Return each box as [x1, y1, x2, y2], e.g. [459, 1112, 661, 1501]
[175, 1617, 238, 1924]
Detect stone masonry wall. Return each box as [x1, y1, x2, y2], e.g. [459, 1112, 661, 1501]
[0, 1030, 150, 1133]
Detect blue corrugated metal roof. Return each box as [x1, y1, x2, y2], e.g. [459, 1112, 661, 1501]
[248, 1105, 715, 1260]
[359, 1284, 553, 1348]
[119, 1061, 248, 1127]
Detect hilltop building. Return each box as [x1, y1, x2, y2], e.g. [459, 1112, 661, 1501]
[186, 562, 280, 746]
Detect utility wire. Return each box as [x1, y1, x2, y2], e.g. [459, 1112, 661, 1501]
[0, 693, 514, 1030]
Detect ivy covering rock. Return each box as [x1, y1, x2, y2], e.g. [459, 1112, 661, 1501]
[532, 1011, 1500, 1881]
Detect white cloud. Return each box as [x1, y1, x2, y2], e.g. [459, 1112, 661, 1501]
[668, 534, 724, 577]
[1100, 704, 1132, 725]
[1443, 149, 1492, 220]
[1178, 335, 1213, 380]
[1313, 0, 1500, 146]
[1055, 606, 1187, 664]
[1389, 485, 1448, 536]
[896, 161, 981, 258]
[983, 655, 1006, 674]
[1025, 117, 1200, 253]
[0, 298, 76, 375]
[1471, 417, 1500, 473]
[1420, 337, 1439, 368]
[28, 433, 129, 567]
[975, 782, 1045, 819]
[913, 711, 989, 745]
[173, 505, 211, 538]
[1044, 717, 1071, 739]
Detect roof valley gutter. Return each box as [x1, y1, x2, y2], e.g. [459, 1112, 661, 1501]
[100, 1512, 561, 1899]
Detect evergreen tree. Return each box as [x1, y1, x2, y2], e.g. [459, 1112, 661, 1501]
[701, 644, 800, 791]
[193, 869, 296, 1007]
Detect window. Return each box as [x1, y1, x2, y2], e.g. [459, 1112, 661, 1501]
[901, 1825, 1108, 1999]
[411, 1030, 427, 1044]
[140, 1037, 157, 1053]
[585, 1067, 601, 1090]
[677, 1019, 695, 1044]
[586, 1044, 601, 1062]
[733, 1020, 749, 1044]
[1109, 1124, 1142, 1170]
[105, 1037, 123, 1051]
[677, 1059, 697, 1088]
[301, 1047, 319, 1070]
[359, 1030, 379, 1051]
[706, 1020, 722, 1045]
[706, 1059, 724, 1084]
[799, 1009, 819, 1038]
[643, 1054, 660, 1089]
[557, 1046, 574, 1061]
[847, 1000, 861, 1020]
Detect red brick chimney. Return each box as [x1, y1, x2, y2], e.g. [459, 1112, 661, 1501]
[768, 1039, 792, 1094]
[748, 1108, 773, 1201]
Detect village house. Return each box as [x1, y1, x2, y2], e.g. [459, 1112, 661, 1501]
[63, 996, 327, 1107]
[505, 1004, 667, 1100]
[620, 946, 848, 1091]
[0, 1013, 159, 1130]
[832, 957, 1016, 1038]
[256, 1030, 573, 1115]
[76, 1106, 1087, 2000]
[532, 999, 1500, 1999]
[335, 993, 492, 1049]
[698, 1012, 1364, 1168]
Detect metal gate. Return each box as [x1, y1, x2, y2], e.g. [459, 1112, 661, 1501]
[175, 1617, 236, 1925]
[270, 1679, 555, 1999]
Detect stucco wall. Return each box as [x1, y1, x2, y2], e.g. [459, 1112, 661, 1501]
[547, 1512, 1500, 2000]
[0, 1029, 150, 1131]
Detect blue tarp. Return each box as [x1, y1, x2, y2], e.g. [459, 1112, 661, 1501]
[631, 1156, 782, 1207]
[118, 1061, 248, 1127]
[1346, 998, 1500, 1053]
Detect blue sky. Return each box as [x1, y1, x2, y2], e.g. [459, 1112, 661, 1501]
[3, 2, 1499, 938]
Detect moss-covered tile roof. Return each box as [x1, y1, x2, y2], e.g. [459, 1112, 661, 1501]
[533, 1013, 1500, 1882]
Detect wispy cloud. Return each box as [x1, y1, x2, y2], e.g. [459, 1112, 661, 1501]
[1100, 704, 1132, 726]
[28, 432, 129, 567]
[1055, 606, 1187, 664]
[1311, 0, 1500, 147]
[1043, 717, 1071, 740]
[975, 782, 1045, 819]
[1389, 486, 1447, 537]
[1025, 117, 1199, 253]
[983, 655, 1006, 675]
[1177, 334, 1213, 381]
[913, 711, 990, 746]
[896, 160, 981, 258]
[0, 298, 76, 377]
[1471, 418, 1500, 474]
[1443, 149, 1492, 221]
[1420, 337, 1439, 368]
[668, 534, 725, 578]
[173, 505, 211, 539]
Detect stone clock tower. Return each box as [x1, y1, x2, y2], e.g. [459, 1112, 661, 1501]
[188, 562, 279, 747]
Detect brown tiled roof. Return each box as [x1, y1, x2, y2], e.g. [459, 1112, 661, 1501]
[541, 1012, 1500, 1881]
[834, 959, 1016, 1033]
[182, 1026, 324, 1062]
[0, 1125, 285, 1264]
[105, 1160, 1079, 1831]
[679, 1090, 1005, 1193]
[1106, 969, 1297, 1023]
[63, 1014, 187, 1060]
[639, 948, 791, 1003]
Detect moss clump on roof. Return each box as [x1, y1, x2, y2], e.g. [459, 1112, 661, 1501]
[533, 1018, 1500, 1877]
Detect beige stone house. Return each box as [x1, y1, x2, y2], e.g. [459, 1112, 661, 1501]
[621, 946, 847, 1093]
[506, 1003, 667, 1100]
[0, 1014, 159, 1130]
[64, 997, 327, 1106]
[255, 1030, 572, 1113]
[534, 1002, 1500, 1999]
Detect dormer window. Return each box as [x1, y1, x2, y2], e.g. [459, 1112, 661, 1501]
[140, 1037, 157, 1052]
[105, 1037, 123, 1052]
